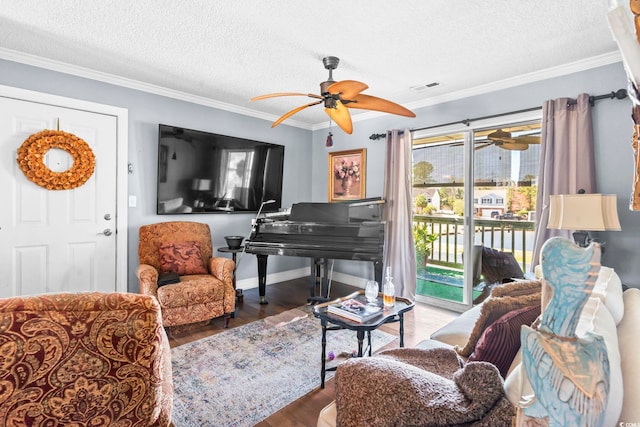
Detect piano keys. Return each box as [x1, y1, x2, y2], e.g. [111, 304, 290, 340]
[245, 199, 385, 304]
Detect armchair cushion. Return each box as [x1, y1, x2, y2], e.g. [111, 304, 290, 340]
[158, 241, 207, 275]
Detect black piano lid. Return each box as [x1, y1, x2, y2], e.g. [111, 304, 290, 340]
[288, 198, 385, 224]
[289, 203, 349, 223]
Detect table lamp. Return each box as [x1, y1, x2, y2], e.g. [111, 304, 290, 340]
[547, 193, 621, 247]
[191, 178, 212, 208]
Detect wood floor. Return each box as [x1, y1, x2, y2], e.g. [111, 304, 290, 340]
[167, 277, 458, 427]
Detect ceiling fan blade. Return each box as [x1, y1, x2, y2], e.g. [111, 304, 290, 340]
[271, 100, 323, 128]
[327, 80, 368, 98]
[514, 135, 541, 144]
[346, 94, 415, 117]
[325, 101, 353, 134]
[499, 142, 529, 151]
[475, 142, 494, 150]
[452, 140, 491, 147]
[251, 92, 323, 101]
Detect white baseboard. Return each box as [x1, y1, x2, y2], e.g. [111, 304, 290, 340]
[235, 268, 367, 294]
[236, 267, 308, 290]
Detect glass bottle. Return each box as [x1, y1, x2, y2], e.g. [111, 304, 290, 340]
[383, 266, 395, 307]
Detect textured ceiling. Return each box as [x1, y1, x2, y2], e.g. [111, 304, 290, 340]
[0, 1, 623, 129]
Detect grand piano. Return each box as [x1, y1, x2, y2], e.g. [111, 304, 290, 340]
[244, 199, 385, 304]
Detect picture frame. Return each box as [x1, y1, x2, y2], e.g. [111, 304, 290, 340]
[328, 148, 366, 202]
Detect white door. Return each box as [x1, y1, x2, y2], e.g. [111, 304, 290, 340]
[0, 97, 118, 297]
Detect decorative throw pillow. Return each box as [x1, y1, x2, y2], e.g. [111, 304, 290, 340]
[158, 241, 208, 275]
[481, 247, 525, 285]
[490, 279, 541, 298]
[575, 297, 622, 427]
[591, 266, 624, 325]
[468, 304, 541, 378]
[618, 288, 640, 424]
[455, 291, 541, 357]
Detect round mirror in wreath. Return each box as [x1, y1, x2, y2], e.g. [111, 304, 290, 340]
[16, 129, 96, 190]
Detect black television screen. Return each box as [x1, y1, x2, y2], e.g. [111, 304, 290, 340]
[156, 124, 284, 214]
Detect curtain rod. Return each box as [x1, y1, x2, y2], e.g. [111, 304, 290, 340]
[369, 88, 628, 141]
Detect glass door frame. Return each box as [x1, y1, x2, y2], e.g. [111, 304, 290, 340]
[412, 110, 542, 313]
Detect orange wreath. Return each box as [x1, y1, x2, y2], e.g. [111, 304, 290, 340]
[16, 129, 96, 190]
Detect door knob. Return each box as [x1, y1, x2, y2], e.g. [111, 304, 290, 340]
[99, 229, 113, 236]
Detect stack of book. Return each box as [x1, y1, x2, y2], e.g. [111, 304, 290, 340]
[327, 295, 383, 323]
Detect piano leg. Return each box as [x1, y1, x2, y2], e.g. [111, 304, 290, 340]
[308, 258, 330, 303]
[256, 254, 269, 304]
[321, 258, 330, 299]
[373, 259, 383, 291]
[309, 258, 320, 299]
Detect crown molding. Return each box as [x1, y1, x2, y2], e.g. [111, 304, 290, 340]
[1, 47, 621, 133]
[312, 51, 623, 131]
[0, 47, 313, 130]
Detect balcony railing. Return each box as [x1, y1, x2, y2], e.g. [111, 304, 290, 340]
[413, 215, 536, 272]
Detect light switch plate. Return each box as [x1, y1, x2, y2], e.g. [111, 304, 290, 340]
[128, 195, 137, 207]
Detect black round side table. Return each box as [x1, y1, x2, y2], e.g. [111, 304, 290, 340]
[217, 247, 244, 301]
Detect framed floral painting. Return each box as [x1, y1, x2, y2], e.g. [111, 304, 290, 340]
[328, 148, 366, 202]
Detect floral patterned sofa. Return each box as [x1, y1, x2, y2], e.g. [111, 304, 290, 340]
[0, 292, 173, 426]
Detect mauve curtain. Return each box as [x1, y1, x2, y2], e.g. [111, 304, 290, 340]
[531, 93, 596, 268]
[383, 129, 416, 300]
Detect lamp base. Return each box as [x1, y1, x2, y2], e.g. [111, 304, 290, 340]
[572, 231, 591, 247]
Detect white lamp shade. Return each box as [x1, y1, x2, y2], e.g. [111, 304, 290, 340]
[191, 179, 212, 191]
[547, 194, 621, 231]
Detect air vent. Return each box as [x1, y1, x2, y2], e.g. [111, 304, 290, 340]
[410, 82, 440, 92]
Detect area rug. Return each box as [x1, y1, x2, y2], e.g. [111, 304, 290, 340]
[171, 305, 397, 427]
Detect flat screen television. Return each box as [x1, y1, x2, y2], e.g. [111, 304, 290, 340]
[156, 124, 284, 214]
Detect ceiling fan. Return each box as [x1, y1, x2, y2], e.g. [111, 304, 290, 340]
[484, 129, 541, 151]
[452, 129, 541, 151]
[250, 56, 416, 134]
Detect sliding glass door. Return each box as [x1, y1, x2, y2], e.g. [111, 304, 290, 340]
[412, 117, 541, 311]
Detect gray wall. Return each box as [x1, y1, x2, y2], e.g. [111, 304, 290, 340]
[0, 58, 313, 291]
[310, 62, 640, 288]
[2, 58, 639, 290]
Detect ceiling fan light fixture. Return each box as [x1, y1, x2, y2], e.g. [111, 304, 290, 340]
[325, 101, 353, 134]
[488, 129, 511, 141]
[326, 132, 334, 147]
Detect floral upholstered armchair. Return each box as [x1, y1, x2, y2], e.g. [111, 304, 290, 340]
[137, 221, 236, 329]
[0, 292, 173, 427]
